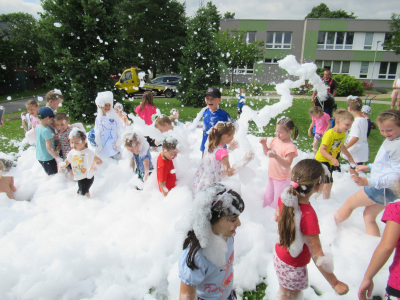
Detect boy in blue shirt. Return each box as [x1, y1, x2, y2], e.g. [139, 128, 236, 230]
[200, 87, 234, 153]
[36, 107, 61, 175]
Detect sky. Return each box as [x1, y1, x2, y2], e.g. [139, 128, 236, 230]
[0, 0, 396, 20]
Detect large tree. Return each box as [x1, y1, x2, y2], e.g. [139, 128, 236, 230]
[383, 13, 400, 55]
[305, 3, 356, 19]
[37, 0, 132, 122]
[178, 3, 221, 107]
[216, 28, 264, 87]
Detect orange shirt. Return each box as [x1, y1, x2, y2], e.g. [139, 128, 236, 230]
[268, 137, 298, 180]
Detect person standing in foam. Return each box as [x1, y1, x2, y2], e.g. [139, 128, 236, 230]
[274, 159, 349, 300]
[59, 128, 102, 197]
[178, 183, 244, 300]
[193, 122, 254, 195]
[93, 91, 123, 160]
[259, 117, 299, 208]
[335, 110, 400, 236]
[200, 87, 234, 154]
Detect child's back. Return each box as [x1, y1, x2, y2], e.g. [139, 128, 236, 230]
[347, 116, 369, 163]
[135, 91, 157, 125]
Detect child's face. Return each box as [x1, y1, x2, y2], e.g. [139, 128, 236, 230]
[223, 131, 235, 145]
[205, 95, 221, 112]
[378, 120, 400, 141]
[48, 98, 63, 111]
[162, 148, 179, 160]
[70, 136, 86, 151]
[336, 118, 353, 133]
[172, 111, 179, 119]
[276, 125, 292, 141]
[42, 116, 54, 126]
[212, 213, 241, 238]
[99, 103, 111, 114]
[114, 105, 121, 114]
[126, 142, 140, 155]
[26, 105, 39, 116]
[55, 119, 70, 133]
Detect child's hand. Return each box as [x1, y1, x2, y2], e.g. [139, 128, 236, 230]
[112, 143, 118, 150]
[90, 163, 97, 172]
[331, 158, 339, 167]
[356, 165, 369, 172]
[333, 281, 349, 295]
[259, 137, 267, 145]
[227, 140, 239, 151]
[58, 162, 66, 173]
[243, 151, 255, 164]
[358, 278, 373, 300]
[267, 150, 277, 158]
[352, 175, 369, 186]
[308, 129, 312, 137]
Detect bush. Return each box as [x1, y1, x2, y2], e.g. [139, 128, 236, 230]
[291, 80, 314, 96]
[362, 81, 374, 90]
[332, 74, 365, 96]
[375, 87, 388, 94]
[246, 79, 264, 96]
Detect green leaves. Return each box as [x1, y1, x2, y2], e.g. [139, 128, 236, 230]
[383, 13, 400, 55]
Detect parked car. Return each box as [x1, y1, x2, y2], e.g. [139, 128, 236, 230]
[150, 75, 181, 86]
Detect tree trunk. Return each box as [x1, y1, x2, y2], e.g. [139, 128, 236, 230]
[230, 68, 234, 88]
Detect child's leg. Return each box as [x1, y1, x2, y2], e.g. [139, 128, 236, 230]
[275, 286, 302, 300]
[312, 140, 318, 155]
[322, 183, 332, 199]
[263, 177, 275, 207]
[335, 189, 376, 224]
[272, 177, 291, 208]
[363, 204, 385, 236]
[77, 177, 95, 197]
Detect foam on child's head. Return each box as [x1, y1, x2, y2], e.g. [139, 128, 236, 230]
[69, 127, 86, 141]
[163, 136, 178, 151]
[114, 102, 123, 111]
[95, 91, 114, 107]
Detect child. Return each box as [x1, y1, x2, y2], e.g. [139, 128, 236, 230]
[361, 105, 373, 137]
[54, 113, 85, 160]
[157, 137, 178, 197]
[335, 110, 400, 236]
[21, 99, 40, 132]
[45, 89, 64, 112]
[259, 117, 299, 208]
[237, 88, 246, 119]
[134, 91, 159, 150]
[345, 96, 369, 166]
[307, 106, 331, 155]
[194, 121, 253, 194]
[114, 102, 130, 127]
[0, 160, 17, 199]
[59, 128, 102, 197]
[124, 132, 153, 183]
[358, 178, 400, 300]
[274, 159, 349, 300]
[315, 109, 356, 199]
[200, 87, 234, 153]
[178, 183, 244, 300]
[94, 91, 123, 160]
[154, 115, 177, 133]
[170, 108, 181, 126]
[36, 106, 61, 175]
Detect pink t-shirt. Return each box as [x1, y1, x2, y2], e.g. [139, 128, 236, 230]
[134, 104, 157, 125]
[30, 115, 40, 128]
[382, 202, 400, 291]
[268, 137, 298, 180]
[215, 146, 228, 161]
[312, 112, 331, 134]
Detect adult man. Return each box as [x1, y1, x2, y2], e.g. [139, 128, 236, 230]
[312, 70, 338, 117]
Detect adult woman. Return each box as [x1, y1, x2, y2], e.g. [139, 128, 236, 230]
[391, 73, 400, 110]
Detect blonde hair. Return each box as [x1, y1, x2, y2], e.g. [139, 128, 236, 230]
[208, 122, 235, 152]
[376, 110, 400, 127]
[278, 159, 324, 249]
[309, 106, 323, 117]
[240, 88, 246, 93]
[155, 115, 177, 128]
[25, 99, 38, 107]
[347, 97, 362, 112]
[140, 91, 155, 112]
[45, 90, 63, 103]
[277, 117, 299, 140]
[334, 108, 354, 122]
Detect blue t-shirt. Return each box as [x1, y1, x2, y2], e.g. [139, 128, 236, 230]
[36, 125, 55, 161]
[133, 149, 153, 173]
[367, 119, 372, 137]
[237, 95, 245, 108]
[179, 237, 234, 300]
[201, 108, 234, 152]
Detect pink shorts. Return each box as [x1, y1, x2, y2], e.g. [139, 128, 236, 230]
[392, 89, 400, 99]
[274, 251, 308, 291]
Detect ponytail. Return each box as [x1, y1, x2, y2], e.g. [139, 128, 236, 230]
[277, 117, 298, 140]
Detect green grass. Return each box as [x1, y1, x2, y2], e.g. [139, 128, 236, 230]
[0, 87, 51, 102]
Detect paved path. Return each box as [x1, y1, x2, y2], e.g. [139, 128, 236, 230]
[1, 94, 46, 115]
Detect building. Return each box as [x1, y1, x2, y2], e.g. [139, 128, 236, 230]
[220, 18, 399, 87]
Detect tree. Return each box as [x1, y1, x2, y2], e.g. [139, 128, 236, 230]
[305, 3, 356, 19]
[178, 3, 221, 107]
[383, 13, 400, 55]
[37, 0, 131, 122]
[223, 12, 235, 19]
[203, 1, 221, 32]
[216, 28, 264, 87]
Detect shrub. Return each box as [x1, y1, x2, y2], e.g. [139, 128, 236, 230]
[291, 80, 313, 95]
[332, 74, 365, 96]
[246, 79, 264, 96]
[375, 87, 388, 94]
[362, 81, 374, 90]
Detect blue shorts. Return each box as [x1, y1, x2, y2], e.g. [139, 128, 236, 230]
[364, 186, 398, 205]
[314, 132, 323, 141]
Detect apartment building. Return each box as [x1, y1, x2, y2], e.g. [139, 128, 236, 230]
[220, 18, 400, 87]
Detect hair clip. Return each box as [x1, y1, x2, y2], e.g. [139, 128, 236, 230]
[291, 181, 299, 188]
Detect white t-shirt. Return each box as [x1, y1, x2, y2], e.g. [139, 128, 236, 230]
[347, 117, 369, 163]
[67, 148, 96, 180]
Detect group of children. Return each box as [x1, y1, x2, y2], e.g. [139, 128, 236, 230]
[2, 85, 400, 300]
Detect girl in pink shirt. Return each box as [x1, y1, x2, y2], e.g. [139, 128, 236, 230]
[134, 91, 157, 125]
[259, 117, 298, 208]
[308, 106, 331, 155]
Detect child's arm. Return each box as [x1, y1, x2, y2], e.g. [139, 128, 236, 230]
[58, 159, 70, 172]
[11, 178, 17, 192]
[130, 157, 136, 170]
[143, 158, 150, 182]
[222, 151, 254, 177]
[340, 145, 356, 165]
[55, 142, 61, 152]
[306, 234, 349, 295]
[21, 114, 28, 131]
[90, 156, 103, 172]
[323, 118, 331, 135]
[358, 220, 400, 300]
[45, 139, 60, 160]
[268, 152, 296, 169]
[273, 206, 280, 222]
[159, 181, 169, 197]
[319, 145, 339, 167]
[179, 281, 196, 300]
[259, 137, 269, 155]
[227, 140, 239, 152]
[308, 120, 316, 136]
[345, 137, 359, 150]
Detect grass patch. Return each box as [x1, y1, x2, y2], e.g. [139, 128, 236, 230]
[0, 87, 51, 102]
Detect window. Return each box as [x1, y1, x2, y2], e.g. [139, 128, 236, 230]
[316, 60, 350, 74]
[360, 62, 369, 79]
[243, 31, 256, 44]
[231, 64, 254, 74]
[266, 32, 292, 48]
[364, 33, 374, 50]
[317, 31, 354, 50]
[383, 32, 393, 51]
[379, 62, 398, 79]
[265, 58, 281, 64]
[122, 71, 132, 81]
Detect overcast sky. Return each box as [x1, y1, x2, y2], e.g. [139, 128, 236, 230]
[0, 0, 396, 20]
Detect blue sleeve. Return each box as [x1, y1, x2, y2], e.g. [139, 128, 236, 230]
[42, 127, 53, 141]
[179, 248, 208, 287]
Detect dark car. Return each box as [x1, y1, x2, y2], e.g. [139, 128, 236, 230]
[150, 75, 181, 86]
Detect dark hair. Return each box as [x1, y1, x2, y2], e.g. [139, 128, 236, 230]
[278, 159, 324, 249]
[183, 184, 245, 270]
[162, 137, 178, 151]
[70, 129, 88, 148]
[277, 117, 299, 140]
[140, 91, 155, 112]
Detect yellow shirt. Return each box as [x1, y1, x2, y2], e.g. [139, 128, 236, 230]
[315, 129, 346, 165]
